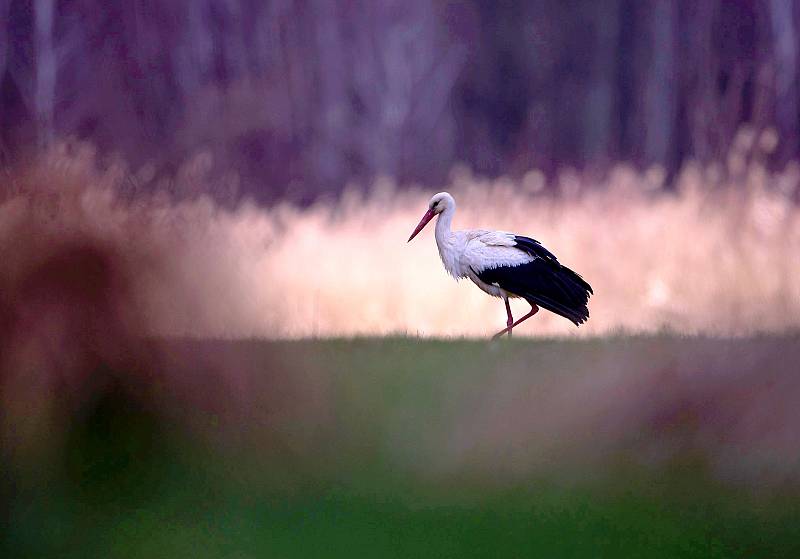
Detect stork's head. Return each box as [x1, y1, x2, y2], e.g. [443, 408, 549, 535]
[407, 192, 455, 242]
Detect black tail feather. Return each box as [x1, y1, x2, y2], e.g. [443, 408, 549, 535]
[476, 255, 593, 327]
[519, 263, 591, 326]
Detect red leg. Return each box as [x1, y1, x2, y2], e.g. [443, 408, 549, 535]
[504, 298, 514, 339]
[492, 302, 539, 340]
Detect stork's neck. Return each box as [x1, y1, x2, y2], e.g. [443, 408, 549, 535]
[435, 205, 454, 243]
[434, 205, 461, 277]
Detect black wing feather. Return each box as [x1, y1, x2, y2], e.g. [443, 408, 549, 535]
[476, 235, 593, 326]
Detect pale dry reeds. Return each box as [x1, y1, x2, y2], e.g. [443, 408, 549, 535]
[1, 140, 798, 339]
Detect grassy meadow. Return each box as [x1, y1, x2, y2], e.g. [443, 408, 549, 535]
[4, 335, 800, 558]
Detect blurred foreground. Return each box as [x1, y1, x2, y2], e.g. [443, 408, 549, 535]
[3, 336, 800, 558]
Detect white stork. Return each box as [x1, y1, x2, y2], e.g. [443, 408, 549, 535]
[407, 192, 592, 339]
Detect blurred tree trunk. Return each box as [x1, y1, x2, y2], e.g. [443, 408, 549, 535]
[682, 0, 717, 163]
[642, 0, 676, 167]
[310, 0, 348, 190]
[34, 0, 56, 150]
[175, 1, 214, 93]
[0, 0, 8, 80]
[583, 0, 620, 164]
[215, 0, 248, 83]
[769, 0, 798, 159]
[0, 0, 8, 162]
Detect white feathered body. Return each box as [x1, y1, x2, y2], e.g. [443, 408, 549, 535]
[434, 208, 534, 299]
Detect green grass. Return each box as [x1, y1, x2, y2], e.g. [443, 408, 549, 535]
[4, 335, 800, 558]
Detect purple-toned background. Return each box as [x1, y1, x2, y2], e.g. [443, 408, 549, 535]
[2, 1, 799, 202]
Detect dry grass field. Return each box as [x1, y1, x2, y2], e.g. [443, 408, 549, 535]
[2, 140, 799, 339]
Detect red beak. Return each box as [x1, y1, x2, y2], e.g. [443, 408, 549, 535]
[407, 208, 436, 242]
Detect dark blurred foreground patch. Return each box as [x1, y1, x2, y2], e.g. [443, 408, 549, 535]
[3, 335, 800, 558]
